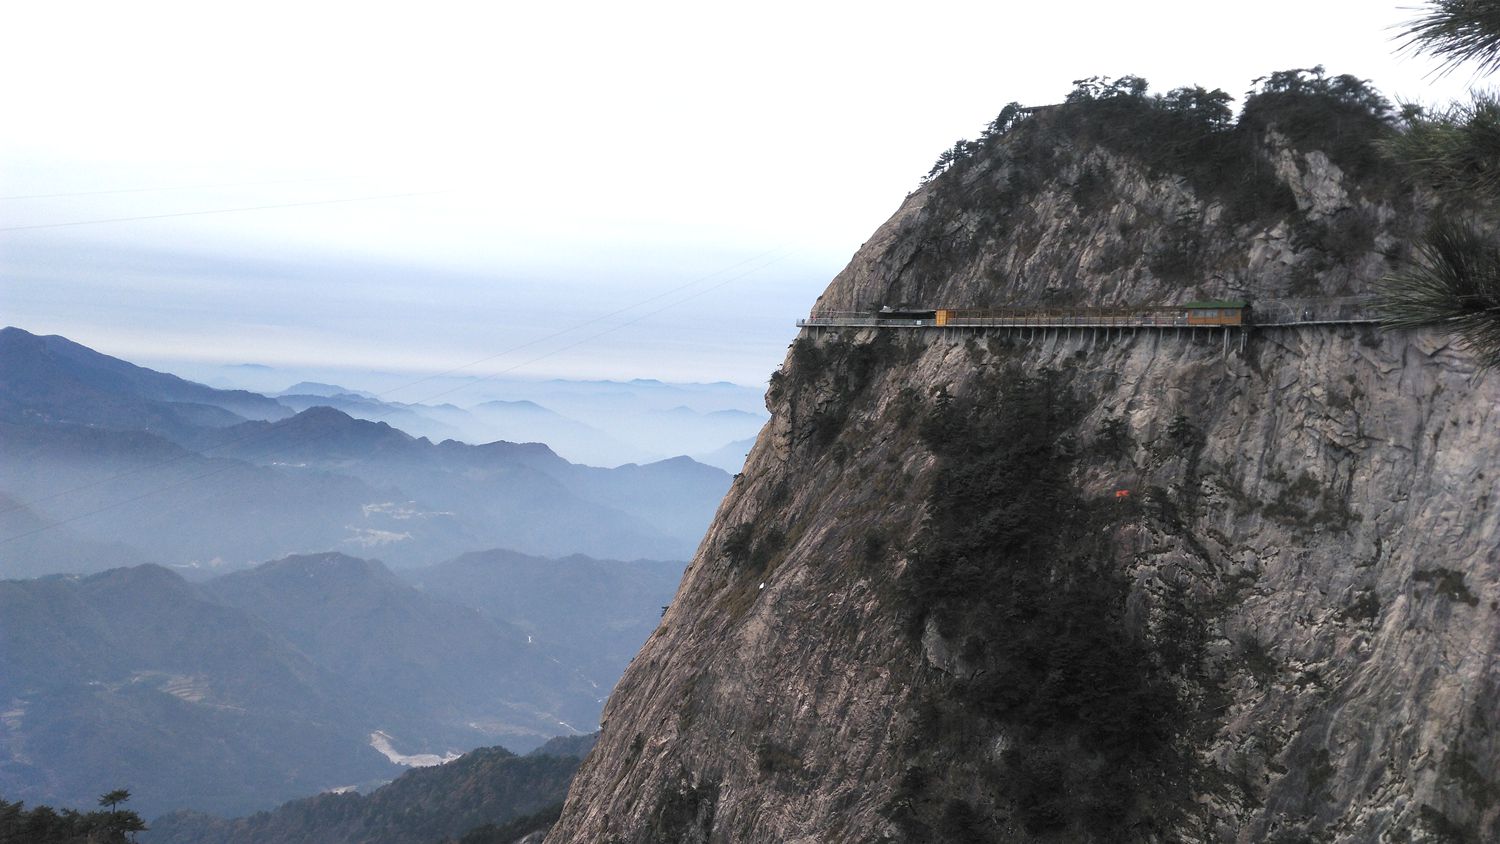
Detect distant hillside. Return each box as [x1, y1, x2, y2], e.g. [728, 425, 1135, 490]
[466, 400, 650, 466]
[144, 738, 593, 844]
[0, 564, 393, 819]
[0, 554, 623, 819]
[205, 553, 600, 743]
[693, 436, 756, 473]
[0, 491, 149, 579]
[277, 382, 375, 398]
[275, 392, 468, 443]
[0, 419, 420, 575]
[185, 406, 729, 562]
[407, 549, 683, 690]
[0, 326, 290, 440]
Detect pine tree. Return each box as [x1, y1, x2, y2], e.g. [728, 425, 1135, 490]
[1378, 2, 1500, 364]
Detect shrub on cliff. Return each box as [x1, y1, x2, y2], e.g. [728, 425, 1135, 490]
[1385, 95, 1500, 207]
[896, 368, 1191, 838]
[920, 68, 1394, 239]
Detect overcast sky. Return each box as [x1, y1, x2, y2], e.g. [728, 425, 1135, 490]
[0, 1, 1483, 387]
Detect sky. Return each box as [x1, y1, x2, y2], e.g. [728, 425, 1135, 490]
[0, 0, 1485, 389]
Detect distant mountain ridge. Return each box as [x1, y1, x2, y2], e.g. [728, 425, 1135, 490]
[182, 405, 728, 563]
[0, 327, 290, 440]
[0, 550, 648, 819]
[407, 548, 683, 691]
[144, 737, 596, 844]
[0, 328, 735, 573]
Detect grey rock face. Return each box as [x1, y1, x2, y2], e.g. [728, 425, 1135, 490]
[548, 114, 1498, 842]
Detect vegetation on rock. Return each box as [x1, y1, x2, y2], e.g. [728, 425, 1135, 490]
[147, 742, 585, 844]
[1378, 1, 1500, 365]
[892, 368, 1202, 839]
[1, 790, 145, 844]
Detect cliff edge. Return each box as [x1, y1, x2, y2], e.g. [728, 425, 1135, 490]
[548, 76, 1499, 842]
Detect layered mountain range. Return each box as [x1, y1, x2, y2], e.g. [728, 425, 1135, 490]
[0, 326, 733, 574]
[0, 551, 679, 819]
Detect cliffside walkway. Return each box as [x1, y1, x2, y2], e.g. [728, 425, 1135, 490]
[796, 297, 1381, 332]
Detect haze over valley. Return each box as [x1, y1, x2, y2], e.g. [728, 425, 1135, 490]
[0, 326, 724, 822]
[0, 326, 749, 576]
[5, 1, 1499, 842]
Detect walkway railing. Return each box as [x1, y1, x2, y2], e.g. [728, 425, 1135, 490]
[795, 297, 1383, 331]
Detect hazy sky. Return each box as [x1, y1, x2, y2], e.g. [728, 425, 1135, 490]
[0, 1, 1482, 387]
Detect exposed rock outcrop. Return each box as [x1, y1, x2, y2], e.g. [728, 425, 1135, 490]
[548, 92, 1499, 842]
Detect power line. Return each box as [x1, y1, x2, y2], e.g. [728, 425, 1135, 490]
[0, 190, 446, 232]
[399, 250, 791, 409]
[370, 246, 789, 403]
[0, 176, 354, 201]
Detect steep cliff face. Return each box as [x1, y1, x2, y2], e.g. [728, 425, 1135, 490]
[549, 90, 1500, 842]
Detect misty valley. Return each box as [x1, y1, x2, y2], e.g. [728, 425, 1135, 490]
[0, 326, 749, 832]
[9, 1, 1500, 840]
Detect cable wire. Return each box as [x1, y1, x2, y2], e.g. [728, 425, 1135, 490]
[0, 190, 446, 232]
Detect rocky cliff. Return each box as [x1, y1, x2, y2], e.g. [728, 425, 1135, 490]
[548, 77, 1500, 842]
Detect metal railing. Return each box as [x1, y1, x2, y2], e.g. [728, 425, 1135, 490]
[796, 298, 1383, 331]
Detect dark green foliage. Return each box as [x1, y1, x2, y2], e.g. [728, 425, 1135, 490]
[755, 741, 806, 778]
[146, 746, 580, 844]
[892, 386, 922, 430]
[1414, 567, 1480, 605]
[1069, 164, 1110, 213]
[647, 775, 718, 844]
[750, 528, 786, 571]
[1306, 749, 1336, 796]
[937, 798, 989, 839]
[1385, 95, 1500, 206]
[720, 524, 754, 567]
[915, 68, 1396, 275]
[1238, 66, 1394, 180]
[784, 334, 904, 451]
[0, 793, 145, 844]
[903, 80, 1293, 291]
[1057, 76, 1304, 224]
[861, 528, 887, 563]
[1418, 803, 1481, 843]
[720, 523, 785, 575]
[1398, 0, 1500, 77]
[1066, 74, 1151, 103]
[789, 336, 827, 376]
[1292, 208, 1379, 263]
[1167, 413, 1204, 449]
[1258, 470, 1360, 532]
[896, 368, 1190, 839]
[1149, 213, 1207, 281]
[1377, 218, 1500, 367]
[451, 803, 563, 844]
[1339, 589, 1382, 623]
[1237, 635, 1279, 683]
[1092, 416, 1131, 458]
[1443, 750, 1498, 810]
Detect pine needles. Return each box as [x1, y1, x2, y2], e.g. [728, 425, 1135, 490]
[1385, 94, 1500, 204]
[1378, 219, 1500, 366]
[1398, 0, 1500, 78]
